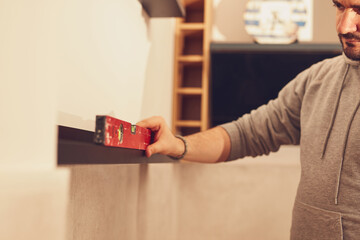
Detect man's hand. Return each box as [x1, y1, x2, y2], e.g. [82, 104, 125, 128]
[137, 116, 184, 158]
[137, 116, 231, 163]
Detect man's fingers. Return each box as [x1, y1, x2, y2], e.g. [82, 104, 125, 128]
[138, 116, 173, 158]
[136, 116, 164, 131]
[145, 141, 163, 158]
[145, 147, 152, 158]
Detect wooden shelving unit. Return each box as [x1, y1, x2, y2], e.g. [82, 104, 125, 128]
[172, 0, 211, 136]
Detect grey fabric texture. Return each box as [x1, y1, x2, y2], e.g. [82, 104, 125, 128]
[221, 54, 360, 240]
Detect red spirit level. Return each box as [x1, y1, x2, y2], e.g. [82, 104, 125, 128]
[94, 115, 153, 150]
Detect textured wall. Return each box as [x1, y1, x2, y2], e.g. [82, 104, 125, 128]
[174, 146, 300, 240]
[0, 0, 69, 239]
[65, 147, 300, 240]
[66, 164, 178, 240]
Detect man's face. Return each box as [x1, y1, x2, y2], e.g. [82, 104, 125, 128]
[334, 0, 360, 60]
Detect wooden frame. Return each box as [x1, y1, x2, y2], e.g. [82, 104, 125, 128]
[172, 0, 212, 135]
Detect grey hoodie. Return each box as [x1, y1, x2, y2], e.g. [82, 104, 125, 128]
[221, 54, 360, 240]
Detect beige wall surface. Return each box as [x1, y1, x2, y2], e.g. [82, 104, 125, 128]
[66, 148, 300, 240]
[0, 169, 69, 240]
[212, 0, 338, 43]
[175, 146, 300, 240]
[0, 0, 69, 239]
[0, 0, 61, 169]
[66, 164, 178, 240]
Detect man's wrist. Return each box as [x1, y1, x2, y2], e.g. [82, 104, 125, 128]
[169, 135, 187, 160]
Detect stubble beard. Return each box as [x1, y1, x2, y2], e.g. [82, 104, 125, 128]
[339, 33, 360, 61]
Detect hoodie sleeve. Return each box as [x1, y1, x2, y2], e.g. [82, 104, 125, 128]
[220, 68, 310, 161]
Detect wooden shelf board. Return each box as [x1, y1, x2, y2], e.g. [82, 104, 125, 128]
[180, 23, 204, 35]
[140, 0, 185, 17]
[183, 0, 204, 9]
[177, 87, 202, 95]
[175, 120, 202, 127]
[180, 23, 204, 29]
[178, 55, 203, 63]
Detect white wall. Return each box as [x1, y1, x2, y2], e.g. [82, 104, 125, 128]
[140, 19, 175, 123]
[0, 0, 70, 239]
[0, 0, 61, 169]
[56, 0, 174, 131]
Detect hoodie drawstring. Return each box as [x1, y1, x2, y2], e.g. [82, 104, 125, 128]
[320, 65, 350, 159]
[334, 98, 360, 204]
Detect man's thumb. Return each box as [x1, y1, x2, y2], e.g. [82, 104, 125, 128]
[146, 142, 161, 158]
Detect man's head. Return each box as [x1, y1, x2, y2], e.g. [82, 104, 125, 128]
[334, 0, 360, 60]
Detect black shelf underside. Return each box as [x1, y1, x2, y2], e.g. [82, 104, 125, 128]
[57, 125, 174, 165]
[140, 0, 185, 18]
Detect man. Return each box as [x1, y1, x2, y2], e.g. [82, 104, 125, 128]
[137, 0, 360, 239]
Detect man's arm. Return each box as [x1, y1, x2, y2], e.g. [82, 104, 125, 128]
[137, 116, 231, 163]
